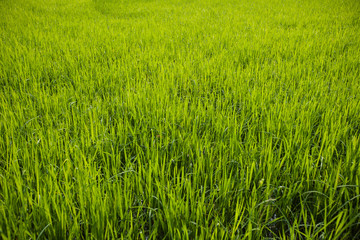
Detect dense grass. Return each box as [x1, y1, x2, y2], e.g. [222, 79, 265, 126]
[1, 0, 360, 239]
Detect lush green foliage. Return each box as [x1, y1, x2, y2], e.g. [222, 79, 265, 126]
[1, 0, 360, 238]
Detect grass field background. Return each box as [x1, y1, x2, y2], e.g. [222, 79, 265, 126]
[1, 0, 360, 239]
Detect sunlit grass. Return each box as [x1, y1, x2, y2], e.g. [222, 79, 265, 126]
[1, 0, 360, 239]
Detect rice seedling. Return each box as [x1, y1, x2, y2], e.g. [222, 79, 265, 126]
[1, 0, 360, 239]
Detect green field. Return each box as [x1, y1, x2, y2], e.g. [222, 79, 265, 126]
[1, 0, 360, 239]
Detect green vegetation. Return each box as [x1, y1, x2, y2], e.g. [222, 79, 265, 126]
[1, 0, 360, 238]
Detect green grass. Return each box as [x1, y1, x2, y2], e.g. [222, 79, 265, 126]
[1, 0, 360, 239]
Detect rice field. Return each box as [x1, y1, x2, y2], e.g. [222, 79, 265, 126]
[1, 0, 360, 239]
